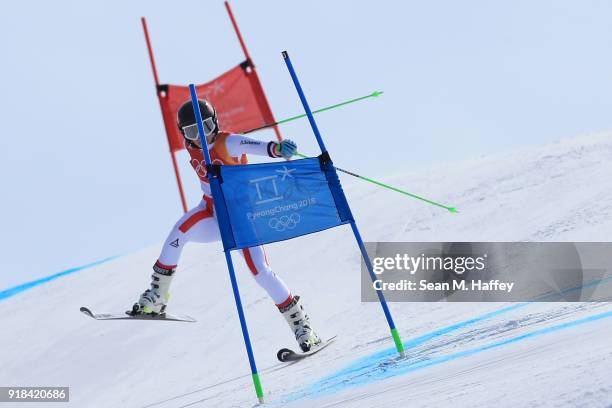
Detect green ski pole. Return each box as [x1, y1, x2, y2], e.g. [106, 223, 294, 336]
[296, 153, 457, 213]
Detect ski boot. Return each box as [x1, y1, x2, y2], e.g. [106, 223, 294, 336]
[279, 295, 322, 352]
[128, 262, 175, 316]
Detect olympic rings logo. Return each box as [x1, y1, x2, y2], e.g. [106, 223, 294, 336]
[190, 158, 224, 179]
[268, 213, 301, 231]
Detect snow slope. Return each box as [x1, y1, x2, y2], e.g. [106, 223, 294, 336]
[1, 133, 612, 407]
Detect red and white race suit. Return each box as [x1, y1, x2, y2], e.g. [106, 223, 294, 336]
[155, 132, 294, 307]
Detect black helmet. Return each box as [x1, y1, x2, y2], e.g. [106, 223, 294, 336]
[177, 99, 219, 140]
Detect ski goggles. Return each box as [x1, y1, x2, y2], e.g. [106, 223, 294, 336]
[181, 118, 216, 141]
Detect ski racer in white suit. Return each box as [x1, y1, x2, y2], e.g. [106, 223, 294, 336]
[131, 98, 321, 352]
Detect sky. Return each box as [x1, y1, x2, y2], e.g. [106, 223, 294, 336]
[2, 0, 612, 288]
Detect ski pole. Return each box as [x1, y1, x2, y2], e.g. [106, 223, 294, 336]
[189, 84, 265, 403]
[295, 152, 458, 213]
[283, 50, 406, 358]
[242, 91, 383, 134]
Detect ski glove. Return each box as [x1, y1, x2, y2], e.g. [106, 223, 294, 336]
[275, 139, 298, 159]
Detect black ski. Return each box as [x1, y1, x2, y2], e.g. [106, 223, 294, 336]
[79, 307, 196, 322]
[277, 336, 337, 362]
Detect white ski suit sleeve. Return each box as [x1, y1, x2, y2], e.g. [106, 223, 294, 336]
[225, 134, 282, 158]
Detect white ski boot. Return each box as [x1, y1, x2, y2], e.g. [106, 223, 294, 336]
[279, 295, 322, 352]
[130, 262, 175, 316]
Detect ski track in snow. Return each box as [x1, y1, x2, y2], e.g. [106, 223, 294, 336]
[280, 302, 612, 405]
[1, 133, 612, 407]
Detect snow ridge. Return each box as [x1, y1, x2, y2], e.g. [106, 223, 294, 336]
[1, 133, 611, 407]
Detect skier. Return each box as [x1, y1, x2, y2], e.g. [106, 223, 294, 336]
[130, 99, 322, 352]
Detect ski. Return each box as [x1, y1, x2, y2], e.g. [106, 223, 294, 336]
[79, 306, 196, 322]
[277, 336, 337, 362]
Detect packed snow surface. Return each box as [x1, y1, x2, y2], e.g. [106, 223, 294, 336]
[2, 133, 612, 407]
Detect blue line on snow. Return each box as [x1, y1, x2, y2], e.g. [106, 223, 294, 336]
[283, 309, 612, 403]
[280, 276, 612, 403]
[0, 255, 120, 302]
[390, 274, 612, 355]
